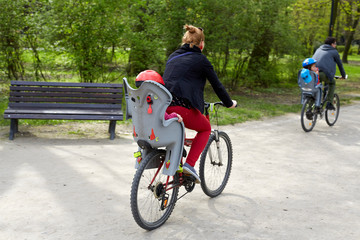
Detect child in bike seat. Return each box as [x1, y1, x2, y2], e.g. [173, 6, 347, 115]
[299, 58, 322, 112]
[135, 70, 183, 122]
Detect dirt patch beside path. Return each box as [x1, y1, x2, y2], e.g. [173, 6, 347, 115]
[0, 122, 133, 141]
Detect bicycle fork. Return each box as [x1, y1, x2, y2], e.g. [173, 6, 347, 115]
[208, 130, 223, 166]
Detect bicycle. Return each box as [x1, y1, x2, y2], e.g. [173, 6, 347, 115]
[124, 78, 234, 231]
[300, 75, 346, 132]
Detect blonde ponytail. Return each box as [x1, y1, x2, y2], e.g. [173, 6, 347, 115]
[182, 24, 205, 48]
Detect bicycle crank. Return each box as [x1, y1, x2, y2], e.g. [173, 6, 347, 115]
[183, 175, 196, 192]
[152, 181, 165, 199]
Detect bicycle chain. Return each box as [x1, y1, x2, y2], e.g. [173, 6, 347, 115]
[164, 191, 190, 210]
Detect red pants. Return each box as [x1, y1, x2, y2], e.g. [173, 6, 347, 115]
[166, 106, 211, 167]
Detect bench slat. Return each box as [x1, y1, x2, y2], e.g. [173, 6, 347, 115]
[8, 102, 122, 109]
[4, 108, 122, 115]
[9, 97, 122, 104]
[10, 92, 122, 99]
[10, 86, 122, 93]
[11, 80, 123, 88]
[4, 113, 123, 120]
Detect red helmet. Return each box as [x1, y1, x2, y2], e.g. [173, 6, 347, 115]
[135, 70, 164, 87]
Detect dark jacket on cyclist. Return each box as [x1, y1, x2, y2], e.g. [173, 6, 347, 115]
[312, 44, 346, 81]
[163, 44, 233, 113]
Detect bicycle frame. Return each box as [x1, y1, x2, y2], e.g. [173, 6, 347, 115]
[302, 84, 328, 111]
[315, 75, 344, 110]
[300, 79, 341, 132]
[145, 102, 224, 193]
[130, 100, 234, 230]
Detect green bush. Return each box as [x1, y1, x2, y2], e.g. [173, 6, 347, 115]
[336, 45, 359, 55]
[351, 45, 359, 55]
[0, 96, 9, 126]
[337, 45, 345, 53]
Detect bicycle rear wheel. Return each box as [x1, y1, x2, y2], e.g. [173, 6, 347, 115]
[325, 93, 340, 126]
[301, 98, 317, 132]
[130, 150, 179, 230]
[199, 131, 233, 198]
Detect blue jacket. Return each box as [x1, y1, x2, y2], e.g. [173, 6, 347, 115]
[163, 44, 233, 113]
[312, 44, 346, 80]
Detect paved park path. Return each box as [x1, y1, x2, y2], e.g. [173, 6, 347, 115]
[1, 102, 359, 240]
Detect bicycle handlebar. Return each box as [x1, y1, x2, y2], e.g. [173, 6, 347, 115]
[204, 101, 238, 114]
[204, 101, 224, 109]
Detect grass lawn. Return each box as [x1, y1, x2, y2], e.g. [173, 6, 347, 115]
[1, 57, 360, 129]
[204, 56, 360, 126]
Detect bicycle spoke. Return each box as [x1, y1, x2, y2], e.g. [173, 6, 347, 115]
[301, 98, 317, 132]
[200, 132, 232, 197]
[325, 94, 340, 126]
[130, 150, 179, 230]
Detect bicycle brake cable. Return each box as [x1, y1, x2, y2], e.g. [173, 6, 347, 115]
[214, 104, 219, 128]
[209, 102, 219, 127]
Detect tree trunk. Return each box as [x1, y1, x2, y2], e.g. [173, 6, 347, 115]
[342, 5, 360, 63]
[27, 35, 46, 81]
[247, 27, 274, 87]
[335, 1, 341, 40]
[330, 0, 340, 35]
[246, 0, 278, 87]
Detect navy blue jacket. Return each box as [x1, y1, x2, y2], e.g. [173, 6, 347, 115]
[163, 44, 233, 113]
[312, 44, 346, 80]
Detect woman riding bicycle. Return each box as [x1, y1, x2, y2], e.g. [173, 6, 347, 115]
[163, 24, 237, 183]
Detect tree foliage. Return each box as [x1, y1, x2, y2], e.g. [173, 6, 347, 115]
[0, 0, 27, 80]
[340, 0, 360, 63]
[46, 0, 125, 82]
[291, 0, 330, 55]
[0, 0, 355, 87]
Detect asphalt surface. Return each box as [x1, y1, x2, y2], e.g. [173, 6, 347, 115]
[1, 102, 359, 240]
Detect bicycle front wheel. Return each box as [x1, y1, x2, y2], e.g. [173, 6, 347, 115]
[325, 93, 340, 126]
[130, 150, 179, 230]
[301, 98, 317, 132]
[199, 131, 233, 198]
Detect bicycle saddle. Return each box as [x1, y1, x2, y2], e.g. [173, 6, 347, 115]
[123, 78, 185, 176]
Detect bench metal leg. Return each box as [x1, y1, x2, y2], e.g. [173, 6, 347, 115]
[9, 119, 18, 140]
[109, 120, 116, 140]
[15, 119, 18, 133]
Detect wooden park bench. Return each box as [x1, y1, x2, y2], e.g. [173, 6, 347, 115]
[3, 80, 123, 140]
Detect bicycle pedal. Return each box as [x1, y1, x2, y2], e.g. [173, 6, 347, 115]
[182, 148, 187, 158]
[161, 194, 169, 210]
[184, 173, 196, 182]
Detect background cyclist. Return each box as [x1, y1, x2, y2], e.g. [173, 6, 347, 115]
[312, 37, 346, 110]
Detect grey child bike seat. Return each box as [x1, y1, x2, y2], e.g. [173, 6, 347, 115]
[298, 69, 322, 104]
[298, 69, 318, 94]
[123, 78, 184, 176]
